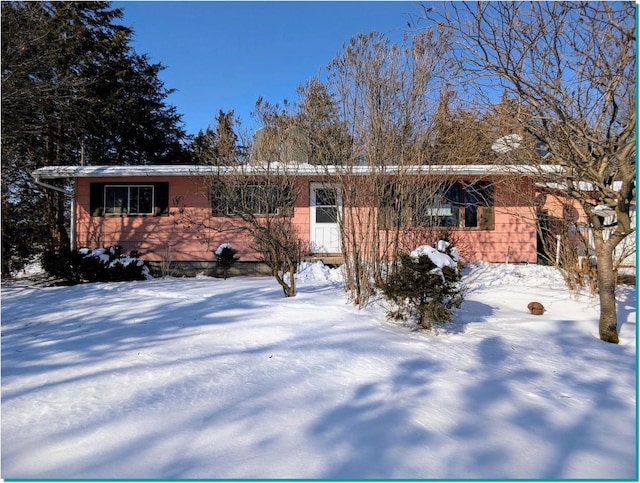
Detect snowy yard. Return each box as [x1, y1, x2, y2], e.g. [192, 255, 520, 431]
[1, 262, 636, 479]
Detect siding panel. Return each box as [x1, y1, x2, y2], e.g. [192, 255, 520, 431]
[75, 174, 538, 264]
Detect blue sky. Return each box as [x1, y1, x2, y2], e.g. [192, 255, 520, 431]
[113, 1, 422, 137]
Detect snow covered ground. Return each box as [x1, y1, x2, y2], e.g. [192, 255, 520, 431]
[1, 262, 636, 479]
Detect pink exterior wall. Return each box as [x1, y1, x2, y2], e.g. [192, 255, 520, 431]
[76, 176, 217, 261]
[451, 207, 537, 263]
[75, 175, 314, 263]
[455, 180, 537, 263]
[74, 175, 538, 264]
[375, 178, 538, 263]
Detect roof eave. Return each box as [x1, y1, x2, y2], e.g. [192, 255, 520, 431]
[32, 163, 566, 180]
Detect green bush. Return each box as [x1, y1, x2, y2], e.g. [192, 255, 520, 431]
[382, 251, 464, 330]
[214, 243, 240, 279]
[42, 246, 150, 283]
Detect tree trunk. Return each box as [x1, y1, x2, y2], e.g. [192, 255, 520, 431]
[286, 260, 297, 297]
[54, 191, 70, 252]
[45, 190, 69, 252]
[595, 239, 619, 344]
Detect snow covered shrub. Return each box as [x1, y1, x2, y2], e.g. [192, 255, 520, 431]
[381, 243, 464, 330]
[214, 243, 239, 279]
[42, 246, 150, 283]
[399, 229, 469, 269]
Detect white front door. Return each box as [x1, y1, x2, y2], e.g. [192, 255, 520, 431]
[310, 182, 342, 253]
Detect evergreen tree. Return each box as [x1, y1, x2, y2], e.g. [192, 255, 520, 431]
[1, 1, 188, 276]
[213, 110, 240, 165]
[382, 253, 463, 330]
[190, 127, 218, 165]
[293, 78, 352, 165]
[188, 110, 241, 165]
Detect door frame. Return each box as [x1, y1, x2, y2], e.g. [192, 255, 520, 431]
[309, 182, 342, 254]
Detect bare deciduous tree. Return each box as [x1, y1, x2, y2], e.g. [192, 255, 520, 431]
[319, 29, 457, 305]
[179, 107, 306, 296]
[420, 1, 635, 343]
[208, 165, 304, 297]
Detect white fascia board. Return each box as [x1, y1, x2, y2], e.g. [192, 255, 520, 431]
[535, 180, 627, 192]
[32, 163, 566, 179]
[32, 165, 218, 179]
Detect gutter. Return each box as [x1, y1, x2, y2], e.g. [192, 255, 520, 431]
[32, 174, 73, 195]
[32, 163, 568, 179]
[32, 172, 76, 251]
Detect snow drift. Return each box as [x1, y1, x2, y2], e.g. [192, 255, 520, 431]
[1, 262, 636, 479]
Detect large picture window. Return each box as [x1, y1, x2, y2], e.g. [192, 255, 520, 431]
[211, 182, 294, 217]
[90, 182, 169, 217]
[380, 180, 494, 230]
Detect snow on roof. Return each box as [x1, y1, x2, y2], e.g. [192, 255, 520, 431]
[32, 163, 566, 180]
[536, 180, 627, 192]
